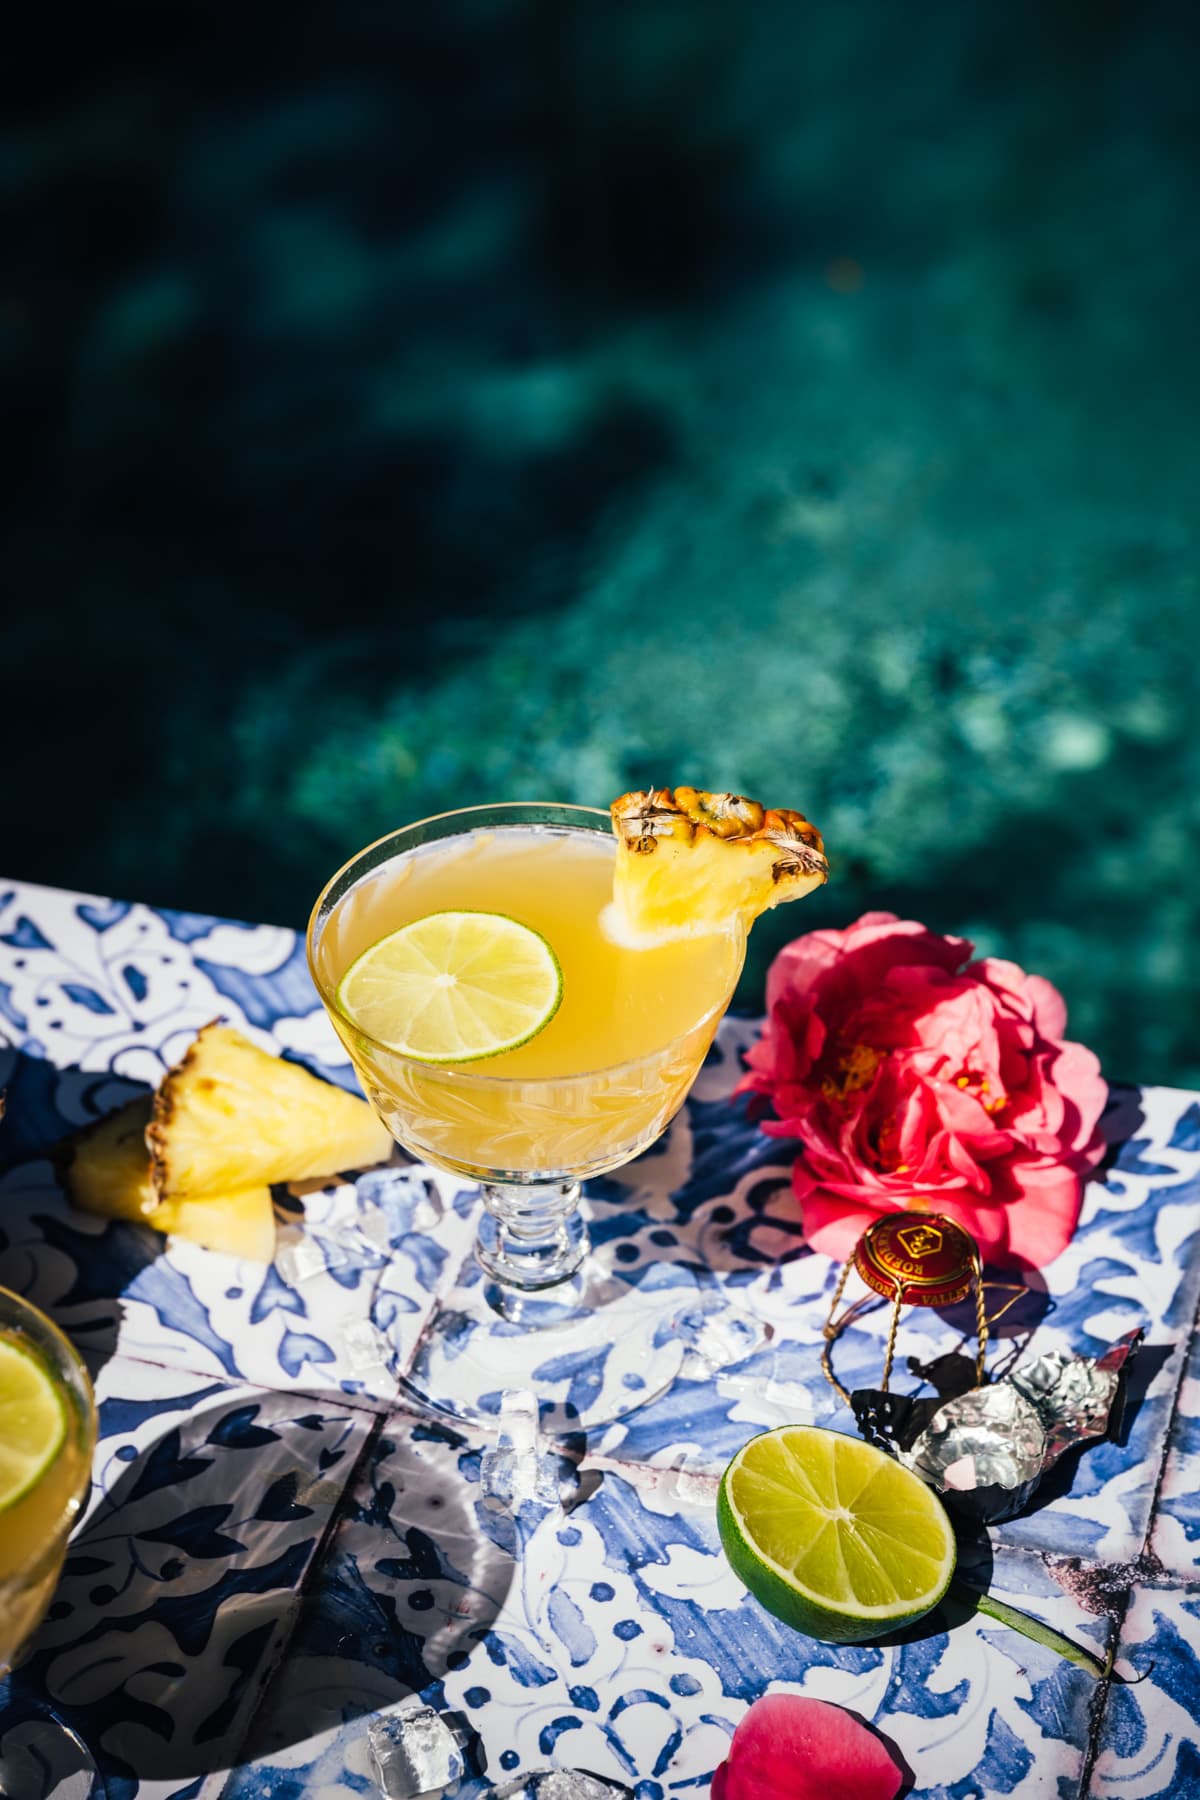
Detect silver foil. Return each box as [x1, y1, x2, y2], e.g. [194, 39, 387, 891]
[898, 1330, 1141, 1522]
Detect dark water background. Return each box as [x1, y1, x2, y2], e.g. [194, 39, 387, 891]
[3, 0, 1198, 1085]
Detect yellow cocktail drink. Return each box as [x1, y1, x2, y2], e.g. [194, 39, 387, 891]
[0, 1291, 96, 1673]
[312, 821, 743, 1180]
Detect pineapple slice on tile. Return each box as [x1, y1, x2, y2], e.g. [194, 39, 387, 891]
[148, 1188, 276, 1261]
[65, 1094, 157, 1220]
[609, 785, 828, 940]
[63, 1092, 276, 1259]
[149, 1022, 392, 1199]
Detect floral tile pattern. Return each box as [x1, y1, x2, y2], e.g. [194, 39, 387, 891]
[229, 1414, 1110, 1800]
[0, 1353, 373, 1800]
[1, 877, 1199, 1798]
[1090, 1585, 1200, 1800]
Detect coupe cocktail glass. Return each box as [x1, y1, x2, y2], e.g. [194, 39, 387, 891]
[309, 803, 744, 1290]
[0, 1289, 95, 1676]
[308, 803, 745, 1421]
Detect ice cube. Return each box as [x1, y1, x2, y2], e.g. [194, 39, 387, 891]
[358, 1206, 394, 1249]
[488, 1772, 632, 1799]
[356, 1168, 411, 1208]
[410, 1183, 446, 1231]
[661, 1453, 721, 1509]
[275, 1229, 332, 1284]
[344, 1318, 394, 1374]
[479, 1388, 559, 1509]
[496, 1387, 539, 1453]
[715, 1366, 815, 1426]
[357, 1170, 446, 1235]
[478, 1447, 560, 1508]
[676, 1301, 772, 1375]
[762, 1373, 815, 1421]
[367, 1703, 464, 1798]
[531, 1774, 633, 1799]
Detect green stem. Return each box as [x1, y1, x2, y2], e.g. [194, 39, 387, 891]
[952, 1580, 1114, 1681]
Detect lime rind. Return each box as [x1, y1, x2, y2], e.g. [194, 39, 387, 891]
[717, 1424, 956, 1643]
[337, 910, 564, 1065]
[0, 1337, 69, 1515]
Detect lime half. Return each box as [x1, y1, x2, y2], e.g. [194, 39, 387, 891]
[717, 1424, 956, 1643]
[337, 910, 563, 1063]
[0, 1336, 68, 1514]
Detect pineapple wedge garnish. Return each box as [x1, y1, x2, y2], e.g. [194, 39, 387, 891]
[64, 1092, 278, 1260]
[149, 1022, 392, 1198]
[61, 1023, 392, 1261]
[610, 785, 828, 940]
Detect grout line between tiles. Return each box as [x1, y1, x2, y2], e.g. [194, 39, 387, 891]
[393, 1196, 481, 1387]
[1077, 1273, 1200, 1799]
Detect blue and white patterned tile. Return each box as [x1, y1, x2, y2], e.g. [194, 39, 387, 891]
[1089, 1584, 1200, 1800]
[0, 881, 324, 1089]
[223, 1409, 511, 1796]
[224, 1411, 1107, 1800]
[0, 1156, 473, 1405]
[0, 1352, 373, 1800]
[1150, 1322, 1200, 1579]
[5, 876, 1200, 1800]
[987, 1113, 1200, 1566]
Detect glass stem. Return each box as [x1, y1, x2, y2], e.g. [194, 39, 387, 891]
[475, 1181, 588, 1290]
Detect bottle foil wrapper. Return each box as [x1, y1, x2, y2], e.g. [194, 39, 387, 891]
[892, 1330, 1143, 1523]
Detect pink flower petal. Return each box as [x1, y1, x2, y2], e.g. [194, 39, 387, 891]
[712, 1694, 905, 1800]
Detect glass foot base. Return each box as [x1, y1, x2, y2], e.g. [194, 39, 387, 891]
[0, 1707, 104, 1799]
[399, 1255, 698, 1434]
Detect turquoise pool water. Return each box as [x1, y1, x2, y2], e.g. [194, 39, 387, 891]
[2, 0, 1197, 1084]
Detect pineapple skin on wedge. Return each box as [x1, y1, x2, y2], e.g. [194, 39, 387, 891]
[149, 1023, 393, 1199]
[610, 786, 828, 939]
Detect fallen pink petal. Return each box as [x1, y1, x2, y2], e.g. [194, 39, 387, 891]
[711, 1694, 905, 1800]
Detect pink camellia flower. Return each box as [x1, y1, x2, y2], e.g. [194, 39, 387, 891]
[739, 913, 1108, 1270]
[712, 1693, 905, 1800]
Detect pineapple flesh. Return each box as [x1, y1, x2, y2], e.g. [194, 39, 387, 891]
[610, 786, 828, 940]
[148, 1188, 276, 1262]
[63, 1091, 278, 1259]
[65, 1095, 157, 1220]
[60, 1022, 392, 1261]
[149, 1023, 393, 1198]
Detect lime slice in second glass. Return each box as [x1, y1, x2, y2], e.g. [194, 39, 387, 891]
[0, 1336, 68, 1513]
[718, 1423, 956, 1643]
[336, 910, 563, 1063]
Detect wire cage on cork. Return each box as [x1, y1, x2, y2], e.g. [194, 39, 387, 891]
[821, 1211, 991, 1405]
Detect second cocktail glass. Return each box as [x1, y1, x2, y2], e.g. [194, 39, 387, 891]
[308, 802, 746, 1423]
[0, 1287, 101, 1799]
